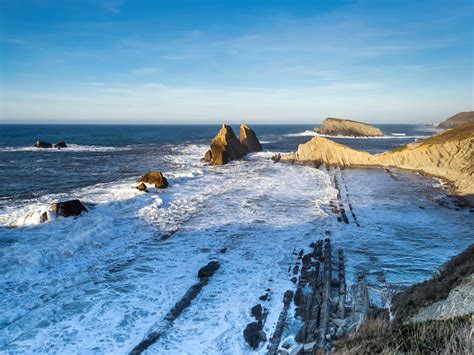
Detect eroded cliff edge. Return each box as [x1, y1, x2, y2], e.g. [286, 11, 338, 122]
[281, 123, 474, 199]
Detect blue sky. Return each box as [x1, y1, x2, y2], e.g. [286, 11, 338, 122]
[0, 0, 472, 123]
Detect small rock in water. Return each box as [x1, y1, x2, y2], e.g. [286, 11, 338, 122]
[135, 182, 148, 192]
[138, 171, 168, 188]
[251, 304, 263, 320]
[197, 261, 220, 278]
[243, 322, 262, 349]
[53, 141, 67, 148]
[259, 293, 268, 301]
[219, 247, 227, 254]
[282, 342, 291, 349]
[34, 140, 53, 148]
[290, 277, 297, 284]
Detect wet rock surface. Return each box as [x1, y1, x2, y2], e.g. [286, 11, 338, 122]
[34, 140, 53, 148]
[197, 261, 220, 278]
[138, 171, 168, 188]
[51, 199, 88, 218]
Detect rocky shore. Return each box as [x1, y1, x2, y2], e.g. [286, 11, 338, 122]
[315, 117, 383, 137]
[336, 244, 474, 354]
[280, 123, 474, 202]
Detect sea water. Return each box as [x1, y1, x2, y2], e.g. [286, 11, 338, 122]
[0, 124, 472, 353]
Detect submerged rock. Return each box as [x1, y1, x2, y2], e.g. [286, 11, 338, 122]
[51, 199, 88, 218]
[240, 124, 262, 152]
[315, 117, 383, 137]
[34, 140, 53, 148]
[198, 261, 220, 278]
[205, 124, 247, 165]
[54, 141, 67, 148]
[135, 182, 148, 192]
[138, 171, 168, 188]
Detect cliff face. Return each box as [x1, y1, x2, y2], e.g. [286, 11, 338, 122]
[282, 123, 474, 197]
[316, 117, 383, 137]
[437, 111, 474, 129]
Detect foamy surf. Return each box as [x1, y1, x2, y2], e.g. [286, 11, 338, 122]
[0, 144, 132, 153]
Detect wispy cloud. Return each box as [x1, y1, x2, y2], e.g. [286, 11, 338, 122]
[102, 1, 122, 14]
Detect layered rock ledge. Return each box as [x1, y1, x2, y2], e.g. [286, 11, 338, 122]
[281, 123, 474, 199]
[315, 117, 383, 137]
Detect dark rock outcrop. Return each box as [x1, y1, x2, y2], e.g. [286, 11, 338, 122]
[240, 124, 262, 152]
[54, 141, 67, 148]
[243, 322, 263, 349]
[51, 199, 88, 218]
[138, 171, 168, 188]
[34, 140, 53, 148]
[197, 261, 220, 278]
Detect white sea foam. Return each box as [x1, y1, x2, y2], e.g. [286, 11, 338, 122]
[1, 143, 473, 354]
[285, 130, 426, 139]
[0, 144, 132, 153]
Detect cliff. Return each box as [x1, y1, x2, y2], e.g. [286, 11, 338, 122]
[315, 117, 383, 137]
[281, 123, 474, 198]
[437, 111, 474, 129]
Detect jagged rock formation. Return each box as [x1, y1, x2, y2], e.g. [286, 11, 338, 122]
[203, 124, 262, 165]
[315, 117, 383, 137]
[239, 124, 262, 152]
[281, 123, 474, 199]
[138, 171, 168, 188]
[437, 111, 474, 129]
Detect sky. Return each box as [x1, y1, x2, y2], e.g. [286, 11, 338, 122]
[0, 0, 472, 124]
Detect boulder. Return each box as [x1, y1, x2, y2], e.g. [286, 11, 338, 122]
[240, 124, 262, 152]
[51, 199, 87, 218]
[243, 322, 263, 349]
[54, 141, 67, 148]
[204, 124, 247, 165]
[138, 171, 168, 188]
[136, 182, 148, 192]
[34, 140, 53, 148]
[198, 261, 220, 278]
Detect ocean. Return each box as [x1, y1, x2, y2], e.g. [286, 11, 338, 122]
[0, 123, 472, 353]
